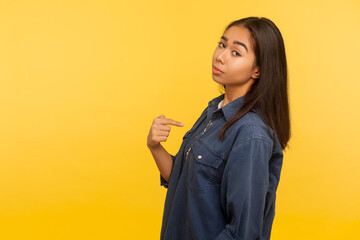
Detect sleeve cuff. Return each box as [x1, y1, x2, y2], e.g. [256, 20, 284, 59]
[160, 173, 169, 188]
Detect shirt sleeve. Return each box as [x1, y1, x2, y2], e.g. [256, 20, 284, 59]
[215, 137, 281, 240]
[160, 154, 176, 189]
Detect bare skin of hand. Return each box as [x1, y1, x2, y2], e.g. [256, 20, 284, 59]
[147, 115, 184, 148]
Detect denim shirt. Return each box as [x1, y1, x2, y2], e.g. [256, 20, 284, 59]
[159, 93, 284, 240]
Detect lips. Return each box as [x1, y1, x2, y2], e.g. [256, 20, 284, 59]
[212, 65, 224, 74]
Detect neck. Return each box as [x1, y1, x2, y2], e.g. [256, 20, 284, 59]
[222, 84, 252, 107]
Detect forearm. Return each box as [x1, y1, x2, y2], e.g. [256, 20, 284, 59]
[148, 143, 173, 182]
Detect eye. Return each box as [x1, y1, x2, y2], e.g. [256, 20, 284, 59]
[217, 41, 225, 48]
[217, 41, 241, 56]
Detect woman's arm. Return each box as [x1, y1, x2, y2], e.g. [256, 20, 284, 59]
[215, 137, 282, 240]
[148, 143, 173, 183]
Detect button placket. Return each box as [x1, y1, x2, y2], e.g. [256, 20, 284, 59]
[186, 118, 214, 162]
[186, 147, 192, 158]
[200, 119, 213, 136]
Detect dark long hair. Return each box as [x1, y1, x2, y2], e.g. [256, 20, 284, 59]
[218, 17, 291, 150]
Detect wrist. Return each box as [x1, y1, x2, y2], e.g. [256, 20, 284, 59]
[147, 142, 161, 150]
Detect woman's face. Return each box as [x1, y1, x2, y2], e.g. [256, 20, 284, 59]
[212, 25, 260, 90]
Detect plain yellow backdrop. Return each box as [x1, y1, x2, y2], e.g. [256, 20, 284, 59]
[0, 0, 359, 239]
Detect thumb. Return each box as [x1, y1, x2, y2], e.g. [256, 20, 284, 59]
[159, 115, 165, 119]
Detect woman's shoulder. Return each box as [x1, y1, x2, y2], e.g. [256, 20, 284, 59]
[232, 110, 275, 147]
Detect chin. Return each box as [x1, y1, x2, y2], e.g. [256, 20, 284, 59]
[212, 75, 225, 85]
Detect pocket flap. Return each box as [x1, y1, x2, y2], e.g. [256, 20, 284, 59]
[191, 140, 224, 169]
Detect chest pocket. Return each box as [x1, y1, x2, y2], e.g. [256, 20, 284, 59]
[188, 140, 225, 193]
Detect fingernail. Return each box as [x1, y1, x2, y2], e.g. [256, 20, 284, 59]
[180, 123, 184, 126]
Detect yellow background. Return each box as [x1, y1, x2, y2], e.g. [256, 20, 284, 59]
[0, 0, 359, 239]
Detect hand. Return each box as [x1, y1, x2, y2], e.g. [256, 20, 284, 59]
[147, 115, 184, 148]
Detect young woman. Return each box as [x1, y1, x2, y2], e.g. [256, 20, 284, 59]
[147, 17, 290, 240]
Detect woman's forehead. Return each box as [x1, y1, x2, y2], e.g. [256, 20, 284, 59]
[223, 25, 252, 42]
[223, 25, 254, 51]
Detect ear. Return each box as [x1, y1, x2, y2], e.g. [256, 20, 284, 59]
[251, 66, 260, 79]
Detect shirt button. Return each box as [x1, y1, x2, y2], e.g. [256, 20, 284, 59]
[198, 155, 202, 159]
[195, 136, 199, 139]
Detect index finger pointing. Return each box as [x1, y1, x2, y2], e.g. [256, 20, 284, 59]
[164, 118, 184, 127]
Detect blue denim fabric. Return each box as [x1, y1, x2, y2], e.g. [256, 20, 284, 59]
[160, 93, 283, 240]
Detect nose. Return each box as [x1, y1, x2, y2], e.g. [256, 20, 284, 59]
[216, 49, 225, 64]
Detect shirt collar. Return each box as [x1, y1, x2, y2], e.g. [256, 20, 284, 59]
[207, 93, 245, 122]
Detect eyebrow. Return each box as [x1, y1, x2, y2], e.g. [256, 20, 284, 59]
[221, 36, 248, 52]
